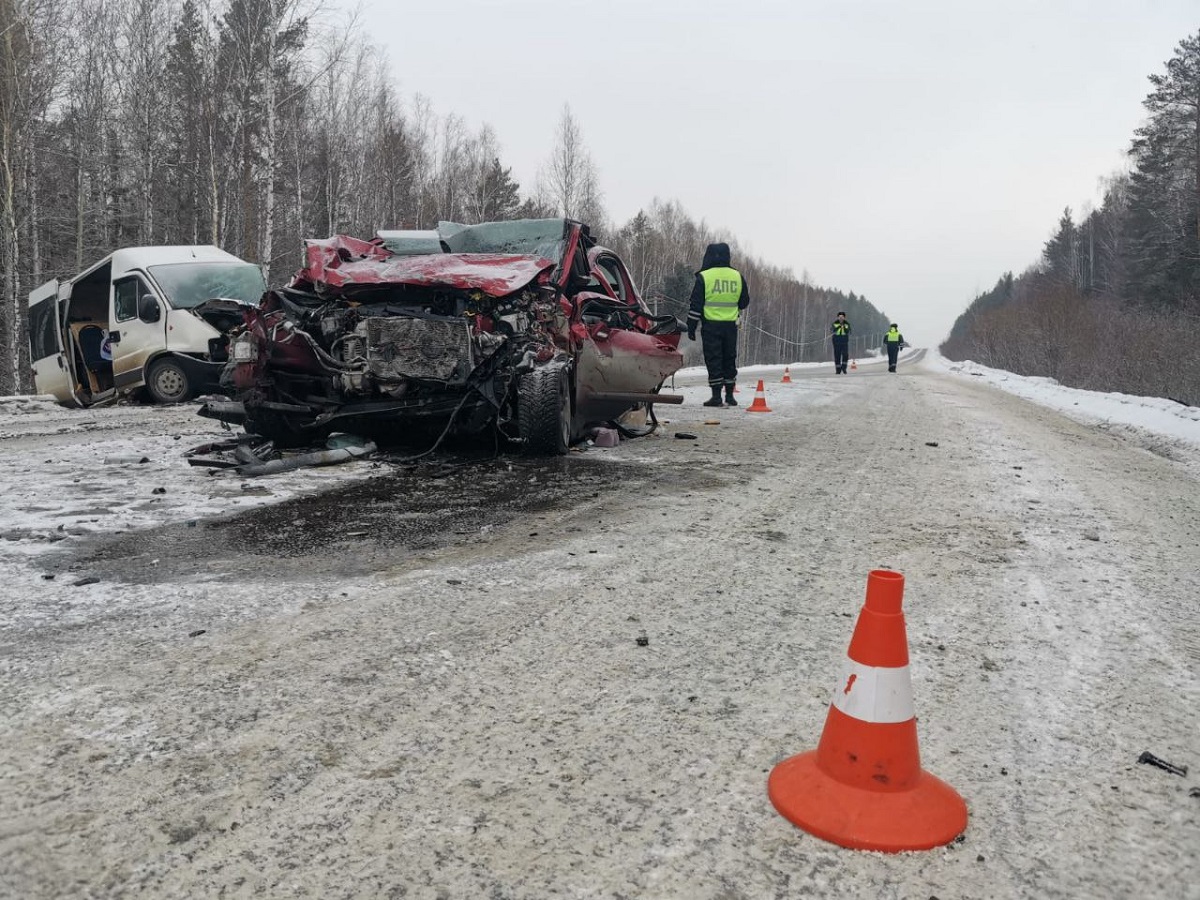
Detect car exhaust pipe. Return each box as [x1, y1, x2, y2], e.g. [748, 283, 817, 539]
[585, 391, 684, 405]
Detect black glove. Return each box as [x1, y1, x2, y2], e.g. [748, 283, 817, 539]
[687, 326, 696, 341]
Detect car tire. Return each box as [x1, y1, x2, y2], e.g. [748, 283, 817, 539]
[145, 358, 193, 404]
[519, 364, 572, 455]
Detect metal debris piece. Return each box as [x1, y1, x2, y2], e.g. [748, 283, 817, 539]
[237, 441, 377, 476]
[674, 432, 697, 440]
[72, 576, 99, 587]
[925, 441, 939, 447]
[186, 458, 238, 469]
[1138, 751, 1187, 776]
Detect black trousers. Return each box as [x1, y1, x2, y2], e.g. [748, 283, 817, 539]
[701, 321, 738, 387]
[832, 337, 849, 370]
[886, 343, 900, 370]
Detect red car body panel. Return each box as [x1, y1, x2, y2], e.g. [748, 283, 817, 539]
[299, 235, 556, 296]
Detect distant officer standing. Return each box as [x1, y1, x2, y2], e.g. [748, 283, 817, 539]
[687, 242, 750, 407]
[831, 311, 851, 374]
[883, 323, 905, 372]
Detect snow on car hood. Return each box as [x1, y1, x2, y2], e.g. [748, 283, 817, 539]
[295, 235, 556, 298]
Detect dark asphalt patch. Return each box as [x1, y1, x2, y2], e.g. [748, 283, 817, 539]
[49, 453, 712, 584]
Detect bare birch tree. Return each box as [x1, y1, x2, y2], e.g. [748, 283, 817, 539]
[1, 0, 69, 392]
[538, 104, 603, 225]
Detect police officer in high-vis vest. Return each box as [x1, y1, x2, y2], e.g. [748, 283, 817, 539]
[831, 311, 851, 374]
[686, 242, 750, 407]
[883, 323, 905, 372]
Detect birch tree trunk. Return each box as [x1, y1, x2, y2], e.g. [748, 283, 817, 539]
[260, 0, 277, 281]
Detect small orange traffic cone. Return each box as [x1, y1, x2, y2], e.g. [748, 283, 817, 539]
[746, 379, 772, 413]
[850, 358, 857, 371]
[768, 570, 967, 852]
[781, 367, 793, 384]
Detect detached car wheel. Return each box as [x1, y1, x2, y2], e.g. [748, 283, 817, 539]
[145, 358, 193, 404]
[519, 364, 572, 455]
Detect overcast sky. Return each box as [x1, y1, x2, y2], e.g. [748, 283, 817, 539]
[359, 0, 1198, 345]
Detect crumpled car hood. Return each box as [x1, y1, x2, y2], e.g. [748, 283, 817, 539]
[295, 235, 555, 298]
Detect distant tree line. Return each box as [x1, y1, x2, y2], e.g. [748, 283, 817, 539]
[942, 30, 1200, 406]
[602, 202, 892, 370]
[0, 0, 890, 395]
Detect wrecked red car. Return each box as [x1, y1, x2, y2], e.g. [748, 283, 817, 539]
[207, 219, 683, 453]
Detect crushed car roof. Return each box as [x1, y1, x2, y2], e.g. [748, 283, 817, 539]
[295, 235, 556, 297]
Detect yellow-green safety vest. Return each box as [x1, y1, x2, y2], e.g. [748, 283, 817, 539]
[701, 267, 742, 322]
[833, 321, 850, 336]
[885, 328, 901, 343]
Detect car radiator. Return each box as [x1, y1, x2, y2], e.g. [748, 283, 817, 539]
[365, 317, 474, 384]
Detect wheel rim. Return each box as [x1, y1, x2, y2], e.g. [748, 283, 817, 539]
[154, 366, 186, 400]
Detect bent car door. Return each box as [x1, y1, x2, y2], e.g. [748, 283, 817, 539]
[110, 274, 168, 389]
[28, 280, 82, 405]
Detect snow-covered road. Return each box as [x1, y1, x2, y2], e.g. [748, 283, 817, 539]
[1, 360, 1197, 899]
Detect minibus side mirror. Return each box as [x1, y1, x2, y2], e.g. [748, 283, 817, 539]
[138, 294, 161, 323]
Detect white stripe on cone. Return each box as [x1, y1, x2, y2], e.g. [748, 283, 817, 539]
[830, 658, 915, 724]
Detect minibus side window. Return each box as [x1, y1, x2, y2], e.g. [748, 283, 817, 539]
[114, 278, 140, 322]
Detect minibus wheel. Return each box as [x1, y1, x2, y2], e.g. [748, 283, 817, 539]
[146, 358, 193, 404]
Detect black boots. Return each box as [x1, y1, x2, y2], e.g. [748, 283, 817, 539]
[703, 386, 724, 407]
[725, 388, 737, 407]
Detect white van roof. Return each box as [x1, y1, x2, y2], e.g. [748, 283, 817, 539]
[29, 246, 256, 308]
[59, 246, 253, 286]
[107, 245, 253, 279]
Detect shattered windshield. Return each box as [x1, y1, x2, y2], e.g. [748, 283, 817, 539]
[148, 263, 267, 309]
[375, 231, 444, 256]
[438, 219, 568, 260]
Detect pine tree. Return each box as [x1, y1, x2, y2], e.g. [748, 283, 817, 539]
[1042, 207, 1080, 287]
[1126, 30, 1200, 306]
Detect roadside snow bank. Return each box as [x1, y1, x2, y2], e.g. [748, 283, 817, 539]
[926, 349, 1200, 450]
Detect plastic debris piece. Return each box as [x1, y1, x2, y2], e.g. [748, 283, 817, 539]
[326, 433, 372, 450]
[593, 428, 620, 448]
[674, 432, 698, 440]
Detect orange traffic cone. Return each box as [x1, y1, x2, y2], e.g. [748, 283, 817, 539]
[746, 379, 772, 413]
[768, 570, 967, 852]
[850, 359, 857, 371]
[781, 367, 793, 384]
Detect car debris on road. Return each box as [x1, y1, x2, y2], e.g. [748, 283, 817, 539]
[185, 433, 376, 477]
